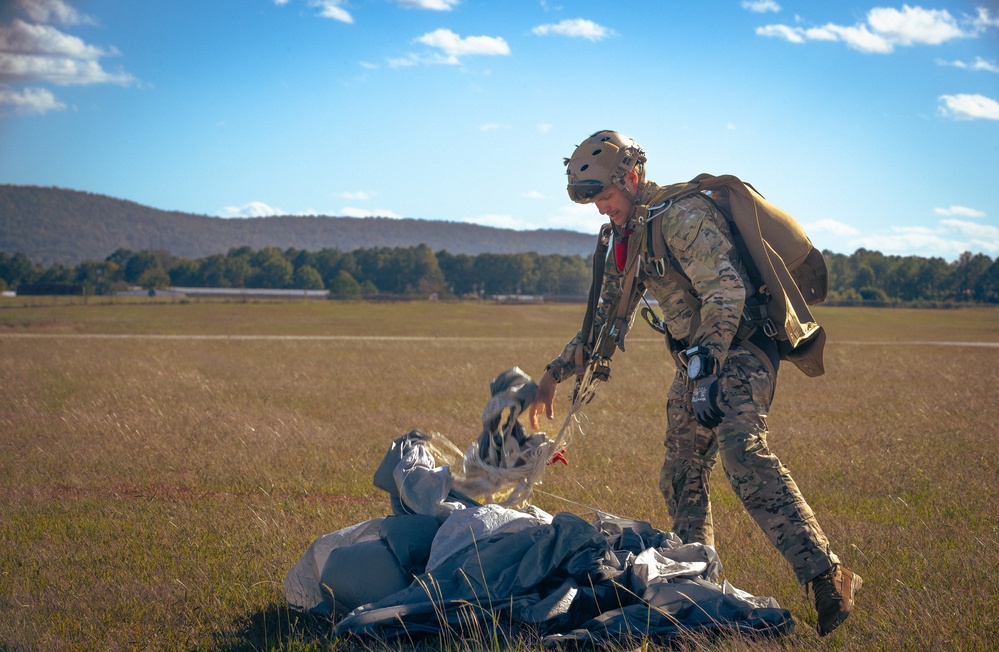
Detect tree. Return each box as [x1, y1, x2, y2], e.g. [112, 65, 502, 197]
[123, 250, 171, 284]
[951, 251, 991, 302]
[293, 264, 325, 290]
[247, 247, 295, 289]
[437, 251, 476, 295]
[328, 270, 361, 299]
[974, 259, 999, 303]
[138, 267, 171, 289]
[0, 252, 39, 287]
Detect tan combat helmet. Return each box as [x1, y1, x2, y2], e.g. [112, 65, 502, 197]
[564, 130, 647, 204]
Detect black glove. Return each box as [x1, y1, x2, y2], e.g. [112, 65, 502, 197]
[691, 375, 723, 429]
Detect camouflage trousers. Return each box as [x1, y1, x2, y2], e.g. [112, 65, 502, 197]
[658, 344, 839, 584]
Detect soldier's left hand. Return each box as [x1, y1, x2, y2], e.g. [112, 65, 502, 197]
[691, 375, 723, 429]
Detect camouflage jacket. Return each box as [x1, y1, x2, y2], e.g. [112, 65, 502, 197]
[547, 181, 753, 382]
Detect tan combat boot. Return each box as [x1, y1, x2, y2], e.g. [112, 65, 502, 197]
[810, 564, 862, 636]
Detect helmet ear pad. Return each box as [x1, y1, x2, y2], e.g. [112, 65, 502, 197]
[564, 131, 646, 204]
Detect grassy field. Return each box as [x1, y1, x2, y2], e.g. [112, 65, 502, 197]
[1, 297, 997, 651]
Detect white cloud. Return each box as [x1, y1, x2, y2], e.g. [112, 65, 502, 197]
[396, 0, 460, 10]
[866, 5, 963, 46]
[479, 122, 509, 131]
[339, 206, 403, 218]
[0, 84, 66, 114]
[219, 201, 286, 218]
[416, 28, 510, 64]
[307, 0, 352, 23]
[755, 24, 804, 44]
[273, 0, 291, 5]
[972, 7, 999, 32]
[757, 5, 985, 54]
[938, 93, 999, 120]
[845, 221, 999, 258]
[537, 123, 553, 134]
[16, 0, 92, 26]
[0, 19, 133, 85]
[741, 1, 780, 14]
[937, 56, 999, 73]
[462, 213, 532, 230]
[939, 219, 998, 240]
[532, 19, 613, 42]
[807, 219, 861, 237]
[934, 205, 986, 218]
[387, 56, 418, 68]
[342, 191, 372, 200]
[546, 202, 605, 234]
[1, 19, 106, 58]
[523, 190, 545, 200]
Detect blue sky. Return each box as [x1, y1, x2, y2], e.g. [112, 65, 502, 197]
[1, 0, 997, 262]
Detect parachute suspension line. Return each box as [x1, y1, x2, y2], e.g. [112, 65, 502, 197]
[533, 489, 614, 518]
[522, 339, 606, 501]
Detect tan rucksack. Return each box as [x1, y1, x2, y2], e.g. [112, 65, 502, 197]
[583, 173, 828, 379]
[645, 173, 828, 377]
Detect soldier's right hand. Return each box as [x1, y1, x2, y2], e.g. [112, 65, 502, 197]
[529, 371, 558, 429]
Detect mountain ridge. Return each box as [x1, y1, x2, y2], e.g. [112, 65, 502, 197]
[0, 185, 597, 266]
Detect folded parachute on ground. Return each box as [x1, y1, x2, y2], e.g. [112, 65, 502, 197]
[283, 369, 794, 644]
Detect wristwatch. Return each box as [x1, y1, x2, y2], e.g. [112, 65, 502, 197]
[684, 345, 716, 380]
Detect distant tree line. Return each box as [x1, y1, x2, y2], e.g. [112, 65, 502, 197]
[2, 246, 998, 304]
[0, 245, 592, 299]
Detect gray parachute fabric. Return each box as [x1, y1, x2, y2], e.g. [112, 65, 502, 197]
[283, 369, 794, 643]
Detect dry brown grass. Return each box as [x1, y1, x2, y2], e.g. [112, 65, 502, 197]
[1, 298, 997, 650]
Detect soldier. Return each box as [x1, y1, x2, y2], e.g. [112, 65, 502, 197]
[527, 130, 861, 637]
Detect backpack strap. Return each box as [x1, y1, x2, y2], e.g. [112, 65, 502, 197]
[644, 199, 776, 373]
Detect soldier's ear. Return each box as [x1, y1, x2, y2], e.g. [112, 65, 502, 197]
[624, 168, 640, 191]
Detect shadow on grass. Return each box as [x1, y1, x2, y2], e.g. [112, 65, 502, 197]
[215, 604, 338, 652]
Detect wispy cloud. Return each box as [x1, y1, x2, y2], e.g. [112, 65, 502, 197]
[938, 93, 999, 120]
[532, 18, 613, 42]
[219, 201, 287, 218]
[807, 219, 862, 237]
[0, 18, 133, 85]
[936, 56, 999, 73]
[935, 206, 986, 218]
[339, 206, 403, 218]
[0, 84, 65, 114]
[838, 220, 999, 258]
[741, 1, 780, 14]
[342, 191, 373, 200]
[462, 213, 532, 230]
[16, 0, 93, 26]
[307, 0, 352, 23]
[395, 0, 460, 10]
[756, 5, 992, 54]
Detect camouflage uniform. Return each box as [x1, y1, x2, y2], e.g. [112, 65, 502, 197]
[547, 182, 839, 584]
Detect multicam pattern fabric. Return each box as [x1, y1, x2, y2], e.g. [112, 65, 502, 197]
[548, 183, 751, 374]
[547, 181, 839, 584]
[659, 347, 838, 584]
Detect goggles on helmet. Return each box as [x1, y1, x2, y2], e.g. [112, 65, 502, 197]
[567, 179, 607, 203]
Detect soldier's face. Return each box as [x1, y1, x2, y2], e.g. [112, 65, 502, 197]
[594, 186, 635, 227]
